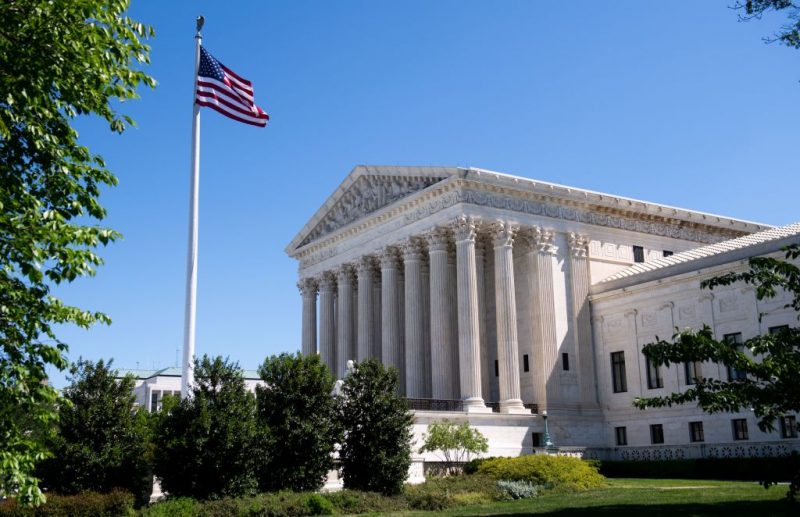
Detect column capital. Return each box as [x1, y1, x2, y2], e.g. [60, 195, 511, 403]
[401, 238, 425, 261]
[319, 270, 337, 292]
[489, 220, 518, 248]
[356, 255, 377, 274]
[453, 215, 480, 243]
[525, 226, 556, 255]
[335, 263, 356, 283]
[297, 277, 318, 297]
[426, 227, 452, 252]
[568, 232, 589, 258]
[380, 246, 401, 269]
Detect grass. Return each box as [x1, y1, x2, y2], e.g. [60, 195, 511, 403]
[380, 478, 795, 516]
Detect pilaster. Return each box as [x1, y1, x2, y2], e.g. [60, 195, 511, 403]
[568, 232, 597, 407]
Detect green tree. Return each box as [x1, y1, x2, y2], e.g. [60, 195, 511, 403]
[256, 353, 339, 492]
[153, 356, 259, 500]
[337, 360, 413, 495]
[419, 421, 488, 476]
[0, 0, 154, 504]
[635, 245, 800, 499]
[734, 1, 800, 49]
[37, 359, 152, 506]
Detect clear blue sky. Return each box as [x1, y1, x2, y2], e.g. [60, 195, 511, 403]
[50, 0, 799, 387]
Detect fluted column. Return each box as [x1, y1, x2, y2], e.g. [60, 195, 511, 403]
[318, 272, 337, 375]
[491, 221, 526, 413]
[299, 277, 318, 357]
[427, 228, 456, 400]
[372, 271, 382, 360]
[336, 264, 355, 379]
[528, 227, 558, 410]
[454, 216, 489, 411]
[421, 254, 431, 397]
[381, 247, 403, 382]
[475, 236, 491, 403]
[357, 256, 375, 362]
[568, 233, 596, 406]
[447, 242, 459, 396]
[403, 239, 426, 398]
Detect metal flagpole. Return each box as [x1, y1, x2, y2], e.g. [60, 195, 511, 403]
[181, 15, 204, 399]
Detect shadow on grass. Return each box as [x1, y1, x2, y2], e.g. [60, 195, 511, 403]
[479, 500, 795, 517]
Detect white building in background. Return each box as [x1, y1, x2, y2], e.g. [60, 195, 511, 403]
[118, 367, 263, 412]
[286, 165, 800, 460]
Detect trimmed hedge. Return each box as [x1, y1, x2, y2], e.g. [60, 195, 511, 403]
[0, 490, 134, 517]
[599, 456, 800, 482]
[477, 455, 606, 491]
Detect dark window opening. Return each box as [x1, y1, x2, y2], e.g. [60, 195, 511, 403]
[689, 421, 705, 443]
[646, 356, 663, 389]
[663, 250, 674, 257]
[523, 354, 529, 372]
[494, 359, 499, 377]
[685, 361, 702, 385]
[724, 333, 746, 381]
[650, 424, 664, 444]
[532, 432, 542, 447]
[633, 245, 645, 263]
[769, 325, 789, 335]
[732, 419, 749, 441]
[611, 352, 627, 393]
[780, 416, 797, 438]
[615, 426, 627, 446]
[562, 353, 570, 371]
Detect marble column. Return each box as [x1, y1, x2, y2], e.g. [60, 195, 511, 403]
[318, 272, 337, 376]
[454, 216, 489, 411]
[568, 233, 596, 406]
[491, 221, 526, 413]
[403, 239, 426, 398]
[299, 277, 318, 357]
[475, 236, 492, 403]
[527, 227, 557, 410]
[447, 242, 460, 397]
[421, 254, 432, 397]
[357, 256, 375, 362]
[372, 271, 382, 360]
[336, 264, 355, 379]
[427, 228, 456, 400]
[381, 247, 403, 382]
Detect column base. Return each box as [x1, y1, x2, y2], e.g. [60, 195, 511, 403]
[499, 398, 529, 414]
[463, 397, 493, 413]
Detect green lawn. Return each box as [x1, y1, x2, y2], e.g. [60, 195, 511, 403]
[384, 478, 794, 516]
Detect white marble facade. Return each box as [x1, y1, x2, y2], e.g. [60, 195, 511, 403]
[287, 165, 799, 454]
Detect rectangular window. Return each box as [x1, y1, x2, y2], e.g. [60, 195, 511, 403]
[645, 356, 663, 389]
[532, 432, 542, 447]
[769, 325, 789, 335]
[689, 421, 705, 443]
[494, 359, 499, 377]
[615, 426, 627, 446]
[633, 245, 645, 263]
[685, 361, 702, 385]
[663, 250, 674, 257]
[523, 354, 530, 372]
[724, 333, 746, 381]
[650, 424, 664, 444]
[732, 418, 749, 441]
[611, 352, 627, 393]
[150, 390, 159, 413]
[780, 416, 798, 438]
[562, 353, 570, 371]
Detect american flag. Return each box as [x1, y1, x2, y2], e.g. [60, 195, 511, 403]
[195, 47, 269, 127]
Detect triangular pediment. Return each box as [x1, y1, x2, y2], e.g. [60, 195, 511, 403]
[287, 166, 457, 253]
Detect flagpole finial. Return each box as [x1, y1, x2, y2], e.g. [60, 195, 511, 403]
[196, 16, 205, 36]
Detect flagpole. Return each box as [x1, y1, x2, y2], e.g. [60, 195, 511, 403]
[181, 15, 204, 399]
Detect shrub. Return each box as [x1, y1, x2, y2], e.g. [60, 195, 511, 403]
[0, 490, 134, 517]
[496, 479, 540, 500]
[322, 490, 406, 514]
[139, 497, 199, 517]
[403, 474, 502, 508]
[256, 353, 339, 492]
[477, 454, 605, 491]
[463, 456, 496, 475]
[304, 493, 334, 515]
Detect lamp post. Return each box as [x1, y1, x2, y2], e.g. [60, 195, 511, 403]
[542, 410, 554, 448]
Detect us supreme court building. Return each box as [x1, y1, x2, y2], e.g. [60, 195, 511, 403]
[286, 165, 800, 460]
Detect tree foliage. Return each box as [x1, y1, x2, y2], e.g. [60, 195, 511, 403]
[735, 1, 800, 49]
[635, 245, 800, 499]
[419, 421, 488, 475]
[337, 360, 413, 496]
[0, 0, 154, 504]
[37, 359, 152, 506]
[255, 353, 339, 492]
[153, 356, 259, 500]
